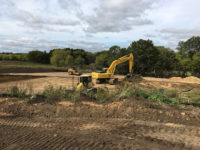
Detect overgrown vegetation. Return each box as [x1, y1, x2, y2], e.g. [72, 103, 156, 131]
[5, 86, 31, 98]
[4, 82, 199, 107]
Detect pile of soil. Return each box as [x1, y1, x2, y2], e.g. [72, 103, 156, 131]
[183, 76, 200, 82]
[170, 76, 200, 83]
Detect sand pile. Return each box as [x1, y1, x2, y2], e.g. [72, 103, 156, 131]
[183, 76, 200, 83]
[170, 77, 182, 81]
[170, 76, 200, 83]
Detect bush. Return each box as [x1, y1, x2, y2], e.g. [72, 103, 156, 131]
[39, 86, 82, 103]
[8, 86, 30, 98]
[95, 87, 110, 102]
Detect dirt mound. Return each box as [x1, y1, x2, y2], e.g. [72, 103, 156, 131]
[170, 77, 183, 81]
[183, 76, 200, 82]
[170, 76, 200, 83]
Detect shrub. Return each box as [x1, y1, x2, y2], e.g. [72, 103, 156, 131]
[95, 87, 110, 102]
[8, 86, 30, 98]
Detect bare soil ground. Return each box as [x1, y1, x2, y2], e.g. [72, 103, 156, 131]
[0, 72, 200, 149]
[0, 97, 200, 150]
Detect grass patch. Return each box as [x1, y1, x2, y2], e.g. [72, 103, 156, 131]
[117, 83, 180, 105]
[36, 86, 80, 104]
[0, 60, 66, 71]
[5, 86, 31, 98]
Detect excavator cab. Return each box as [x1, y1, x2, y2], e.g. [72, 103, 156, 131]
[80, 75, 92, 87]
[76, 75, 94, 91]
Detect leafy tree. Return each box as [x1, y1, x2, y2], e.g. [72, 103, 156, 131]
[84, 52, 95, 65]
[128, 39, 159, 75]
[65, 55, 74, 66]
[27, 50, 49, 64]
[177, 36, 200, 58]
[179, 58, 192, 77]
[155, 46, 178, 77]
[95, 53, 109, 69]
[50, 50, 68, 67]
[75, 56, 85, 66]
[191, 52, 200, 75]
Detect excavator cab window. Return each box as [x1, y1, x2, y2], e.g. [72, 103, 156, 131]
[95, 68, 107, 73]
[80, 76, 92, 86]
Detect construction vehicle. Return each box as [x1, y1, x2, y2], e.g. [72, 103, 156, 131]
[76, 75, 97, 92]
[92, 53, 134, 84]
[68, 67, 82, 75]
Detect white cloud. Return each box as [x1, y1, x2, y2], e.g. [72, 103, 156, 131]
[0, 38, 64, 53]
[81, 0, 155, 33]
[161, 27, 200, 39]
[67, 40, 109, 52]
[0, 0, 200, 52]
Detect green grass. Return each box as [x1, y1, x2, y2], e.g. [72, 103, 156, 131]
[0, 60, 67, 71]
[5, 86, 31, 98]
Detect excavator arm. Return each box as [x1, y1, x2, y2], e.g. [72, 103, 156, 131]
[106, 53, 134, 74]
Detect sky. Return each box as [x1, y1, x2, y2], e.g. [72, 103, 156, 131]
[0, 0, 200, 53]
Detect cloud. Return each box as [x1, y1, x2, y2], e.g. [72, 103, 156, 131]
[0, 1, 80, 33]
[59, 0, 81, 12]
[161, 27, 200, 39]
[0, 38, 64, 53]
[67, 40, 109, 52]
[1, 0, 200, 52]
[81, 0, 155, 33]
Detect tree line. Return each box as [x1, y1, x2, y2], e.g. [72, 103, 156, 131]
[0, 36, 200, 77]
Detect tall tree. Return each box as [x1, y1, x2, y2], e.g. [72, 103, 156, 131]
[128, 39, 159, 75]
[155, 46, 178, 77]
[50, 50, 68, 67]
[177, 36, 200, 58]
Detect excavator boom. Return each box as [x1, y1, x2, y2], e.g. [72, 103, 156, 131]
[106, 53, 134, 74]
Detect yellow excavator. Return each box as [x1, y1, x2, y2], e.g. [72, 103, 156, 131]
[68, 67, 82, 75]
[92, 53, 134, 84]
[76, 75, 97, 92]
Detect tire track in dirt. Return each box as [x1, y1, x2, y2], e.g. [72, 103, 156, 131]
[0, 125, 114, 150]
[0, 117, 200, 149]
[112, 120, 200, 150]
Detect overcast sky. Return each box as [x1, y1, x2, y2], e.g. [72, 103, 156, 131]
[0, 0, 200, 52]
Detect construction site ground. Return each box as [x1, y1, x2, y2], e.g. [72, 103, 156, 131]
[0, 72, 200, 150]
